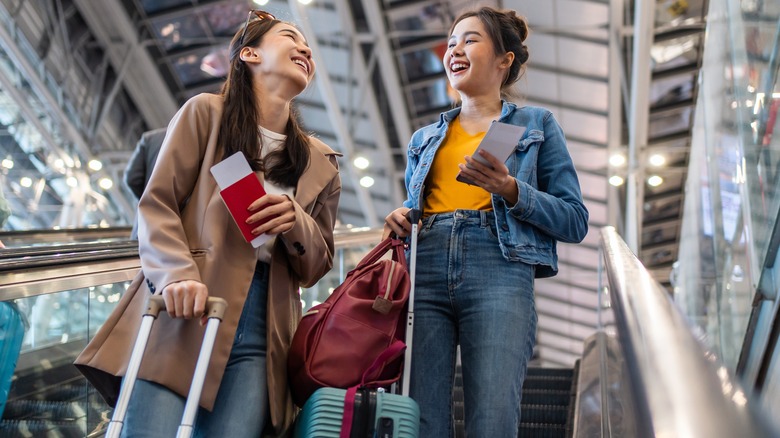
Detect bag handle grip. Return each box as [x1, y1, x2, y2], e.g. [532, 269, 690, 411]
[354, 237, 407, 271]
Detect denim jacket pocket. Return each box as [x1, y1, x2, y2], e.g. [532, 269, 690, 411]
[512, 130, 544, 182]
[518, 130, 544, 150]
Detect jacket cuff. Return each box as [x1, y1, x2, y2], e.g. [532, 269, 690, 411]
[506, 179, 535, 221]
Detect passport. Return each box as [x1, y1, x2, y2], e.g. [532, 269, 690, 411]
[210, 152, 278, 247]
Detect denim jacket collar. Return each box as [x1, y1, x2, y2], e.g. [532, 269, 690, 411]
[440, 100, 518, 125]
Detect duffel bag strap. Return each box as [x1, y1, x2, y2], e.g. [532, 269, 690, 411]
[340, 340, 406, 438]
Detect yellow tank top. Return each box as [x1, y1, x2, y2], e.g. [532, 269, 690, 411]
[423, 118, 493, 216]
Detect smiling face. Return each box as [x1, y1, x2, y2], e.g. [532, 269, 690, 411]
[243, 22, 315, 95]
[444, 16, 513, 98]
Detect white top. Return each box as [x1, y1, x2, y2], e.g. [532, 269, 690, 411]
[255, 126, 295, 263]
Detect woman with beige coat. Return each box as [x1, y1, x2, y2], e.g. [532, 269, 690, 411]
[75, 10, 340, 437]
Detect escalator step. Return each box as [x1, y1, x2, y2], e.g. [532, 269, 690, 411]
[3, 399, 87, 421]
[454, 418, 465, 438]
[520, 404, 569, 424]
[34, 383, 89, 402]
[522, 377, 572, 391]
[521, 389, 571, 406]
[519, 422, 567, 438]
[526, 368, 573, 379]
[0, 418, 86, 438]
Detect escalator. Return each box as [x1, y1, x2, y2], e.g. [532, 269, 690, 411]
[1, 227, 777, 437]
[0, 228, 138, 437]
[453, 364, 579, 438]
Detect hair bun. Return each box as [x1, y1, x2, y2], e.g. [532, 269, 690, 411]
[508, 10, 530, 42]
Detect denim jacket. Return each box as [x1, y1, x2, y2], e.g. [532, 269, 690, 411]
[402, 101, 589, 278]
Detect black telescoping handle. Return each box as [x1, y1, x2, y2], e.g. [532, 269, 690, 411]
[405, 209, 422, 226]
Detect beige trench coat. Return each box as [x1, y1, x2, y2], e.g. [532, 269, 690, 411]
[74, 93, 341, 437]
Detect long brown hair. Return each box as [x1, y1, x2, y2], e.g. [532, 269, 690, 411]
[218, 16, 311, 187]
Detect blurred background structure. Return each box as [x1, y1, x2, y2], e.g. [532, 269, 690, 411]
[1, 0, 780, 436]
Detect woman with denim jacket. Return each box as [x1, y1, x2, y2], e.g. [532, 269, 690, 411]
[383, 6, 589, 437]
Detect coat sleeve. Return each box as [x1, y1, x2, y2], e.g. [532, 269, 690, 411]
[136, 95, 213, 292]
[279, 155, 341, 288]
[124, 135, 149, 200]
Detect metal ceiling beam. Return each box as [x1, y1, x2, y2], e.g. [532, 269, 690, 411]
[289, 0, 377, 227]
[72, 0, 178, 129]
[625, 0, 655, 253]
[0, 3, 133, 221]
[608, 0, 625, 229]
[302, 1, 404, 209]
[359, 0, 414, 150]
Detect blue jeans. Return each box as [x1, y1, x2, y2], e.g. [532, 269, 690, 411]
[409, 210, 537, 438]
[122, 262, 270, 438]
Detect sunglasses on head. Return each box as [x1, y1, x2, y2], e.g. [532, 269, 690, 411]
[238, 9, 276, 46]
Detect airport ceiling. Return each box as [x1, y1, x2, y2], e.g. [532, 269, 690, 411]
[0, 0, 706, 365]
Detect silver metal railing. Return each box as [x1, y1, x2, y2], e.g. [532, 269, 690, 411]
[599, 226, 776, 437]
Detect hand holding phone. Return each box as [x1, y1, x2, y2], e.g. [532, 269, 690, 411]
[456, 121, 525, 186]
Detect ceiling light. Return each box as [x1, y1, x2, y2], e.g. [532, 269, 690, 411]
[359, 176, 375, 188]
[647, 175, 664, 187]
[298, 0, 313, 4]
[649, 154, 666, 167]
[609, 154, 626, 167]
[66, 176, 78, 187]
[1, 159, 13, 169]
[353, 156, 370, 170]
[20, 177, 32, 187]
[253, 0, 269, 5]
[88, 159, 103, 171]
[608, 175, 624, 186]
[98, 177, 114, 190]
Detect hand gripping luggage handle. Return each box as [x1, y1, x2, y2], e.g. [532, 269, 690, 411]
[106, 296, 228, 438]
[145, 295, 228, 320]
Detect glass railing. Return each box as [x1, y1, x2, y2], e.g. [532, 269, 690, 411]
[592, 227, 777, 437]
[673, 0, 780, 372]
[0, 226, 382, 436]
[0, 227, 133, 248]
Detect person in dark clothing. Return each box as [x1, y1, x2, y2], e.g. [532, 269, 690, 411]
[124, 128, 166, 239]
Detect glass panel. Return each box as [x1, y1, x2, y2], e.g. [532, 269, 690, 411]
[140, 0, 192, 14]
[408, 80, 450, 115]
[151, 14, 209, 51]
[300, 242, 379, 312]
[203, 3, 247, 37]
[651, 34, 701, 72]
[171, 48, 222, 86]
[674, 0, 770, 370]
[398, 47, 445, 82]
[2, 281, 128, 436]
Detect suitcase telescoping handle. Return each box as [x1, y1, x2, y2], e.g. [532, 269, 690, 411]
[106, 295, 228, 438]
[401, 208, 421, 397]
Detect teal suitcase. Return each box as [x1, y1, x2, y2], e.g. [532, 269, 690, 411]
[0, 302, 25, 418]
[294, 387, 419, 438]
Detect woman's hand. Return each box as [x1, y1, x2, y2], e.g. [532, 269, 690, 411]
[383, 207, 413, 239]
[161, 280, 209, 324]
[458, 150, 518, 204]
[247, 194, 296, 235]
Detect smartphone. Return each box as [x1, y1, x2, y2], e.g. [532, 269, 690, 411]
[456, 121, 526, 186]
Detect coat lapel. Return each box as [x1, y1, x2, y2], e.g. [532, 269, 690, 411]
[295, 147, 339, 211]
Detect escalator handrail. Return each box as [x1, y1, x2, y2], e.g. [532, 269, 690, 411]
[0, 227, 384, 302]
[600, 226, 776, 437]
[0, 227, 133, 245]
